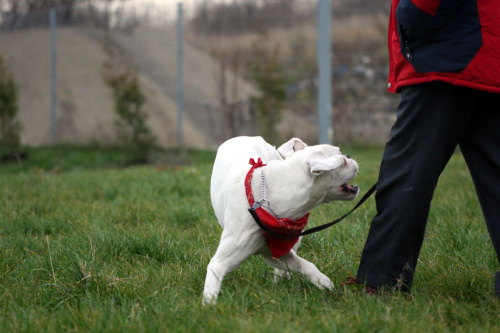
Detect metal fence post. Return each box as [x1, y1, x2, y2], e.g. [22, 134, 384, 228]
[317, 0, 333, 144]
[50, 7, 57, 143]
[176, 3, 184, 147]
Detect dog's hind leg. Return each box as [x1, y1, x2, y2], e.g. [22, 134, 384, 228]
[264, 249, 334, 291]
[203, 229, 262, 305]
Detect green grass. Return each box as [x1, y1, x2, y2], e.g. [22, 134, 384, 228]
[1, 145, 499, 332]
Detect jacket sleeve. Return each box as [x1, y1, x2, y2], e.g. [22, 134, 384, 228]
[396, 0, 468, 38]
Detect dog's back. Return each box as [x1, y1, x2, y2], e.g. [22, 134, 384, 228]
[210, 136, 282, 229]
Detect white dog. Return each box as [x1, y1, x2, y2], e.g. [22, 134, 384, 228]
[203, 136, 359, 305]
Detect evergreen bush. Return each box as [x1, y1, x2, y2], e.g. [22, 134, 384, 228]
[0, 55, 23, 161]
[102, 41, 157, 163]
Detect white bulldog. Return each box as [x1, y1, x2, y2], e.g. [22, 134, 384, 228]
[203, 136, 359, 305]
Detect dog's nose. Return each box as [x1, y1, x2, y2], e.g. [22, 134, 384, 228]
[344, 154, 350, 159]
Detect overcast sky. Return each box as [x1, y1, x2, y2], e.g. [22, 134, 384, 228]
[106, 0, 210, 24]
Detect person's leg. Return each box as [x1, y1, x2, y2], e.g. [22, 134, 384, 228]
[459, 91, 500, 266]
[356, 82, 476, 291]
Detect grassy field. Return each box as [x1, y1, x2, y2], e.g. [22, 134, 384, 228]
[1, 145, 499, 332]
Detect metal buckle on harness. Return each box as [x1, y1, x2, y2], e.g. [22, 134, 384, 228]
[250, 199, 270, 211]
[250, 201, 262, 211]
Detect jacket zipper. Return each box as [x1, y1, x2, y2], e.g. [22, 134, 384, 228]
[404, 40, 413, 62]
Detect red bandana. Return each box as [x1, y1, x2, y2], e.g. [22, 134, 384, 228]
[245, 158, 309, 258]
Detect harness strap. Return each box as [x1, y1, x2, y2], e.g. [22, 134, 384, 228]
[249, 182, 377, 239]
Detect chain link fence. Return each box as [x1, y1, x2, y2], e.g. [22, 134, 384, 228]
[0, 0, 398, 149]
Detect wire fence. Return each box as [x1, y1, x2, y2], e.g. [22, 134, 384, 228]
[0, 0, 398, 149]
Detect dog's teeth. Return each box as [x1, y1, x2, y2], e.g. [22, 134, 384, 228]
[341, 184, 358, 194]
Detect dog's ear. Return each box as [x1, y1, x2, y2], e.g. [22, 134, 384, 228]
[277, 138, 307, 158]
[304, 150, 345, 175]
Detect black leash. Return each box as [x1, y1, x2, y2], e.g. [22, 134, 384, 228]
[248, 182, 377, 239]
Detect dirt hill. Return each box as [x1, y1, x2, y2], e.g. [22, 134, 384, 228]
[0, 25, 255, 149]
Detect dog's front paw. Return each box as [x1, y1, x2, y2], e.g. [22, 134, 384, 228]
[315, 276, 335, 291]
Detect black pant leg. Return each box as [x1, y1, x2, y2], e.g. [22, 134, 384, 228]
[357, 82, 476, 290]
[459, 91, 500, 264]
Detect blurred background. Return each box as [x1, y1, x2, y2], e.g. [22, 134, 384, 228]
[0, 0, 398, 153]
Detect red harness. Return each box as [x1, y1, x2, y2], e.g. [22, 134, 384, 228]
[245, 158, 309, 258]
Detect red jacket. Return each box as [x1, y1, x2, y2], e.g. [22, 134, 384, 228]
[388, 0, 500, 94]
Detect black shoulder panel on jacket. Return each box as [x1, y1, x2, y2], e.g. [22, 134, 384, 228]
[397, 0, 482, 73]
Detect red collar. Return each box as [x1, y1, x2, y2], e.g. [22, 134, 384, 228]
[245, 158, 309, 258]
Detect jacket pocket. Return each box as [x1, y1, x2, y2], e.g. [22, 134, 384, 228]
[397, 24, 413, 63]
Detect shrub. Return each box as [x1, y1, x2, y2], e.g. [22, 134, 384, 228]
[0, 54, 22, 160]
[102, 40, 157, 163]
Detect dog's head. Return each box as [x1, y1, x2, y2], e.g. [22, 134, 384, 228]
[285, 142, 359, 203]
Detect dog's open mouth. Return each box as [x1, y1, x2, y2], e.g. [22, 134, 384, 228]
[341, 183, 359, 195]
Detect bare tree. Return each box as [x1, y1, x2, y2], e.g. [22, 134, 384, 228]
[0, 0, 131, 29]
[191, 0, 297, 36]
